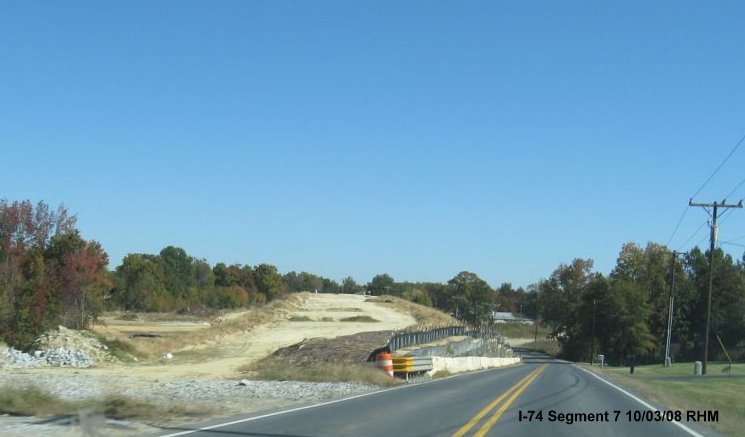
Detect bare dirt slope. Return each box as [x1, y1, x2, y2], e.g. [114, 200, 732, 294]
[90, 293, 416, 379]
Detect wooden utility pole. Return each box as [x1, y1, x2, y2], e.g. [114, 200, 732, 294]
[688, 199, 742, 375]
[664, 251, 686, 367]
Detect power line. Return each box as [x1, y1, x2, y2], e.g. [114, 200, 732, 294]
[690, 132, 745, 200]
[666, 207, 689, 246]
[668, 132, 745, 247]
[721, 241, 745, 249]
[724, 174, 745, 201]
[676, 220, 708, 251]
[721, 233, 745, 243]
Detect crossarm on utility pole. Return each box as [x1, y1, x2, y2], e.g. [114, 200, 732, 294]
[688, 199, 742, 375]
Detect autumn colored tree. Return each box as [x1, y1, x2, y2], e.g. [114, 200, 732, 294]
[0, 200, 108, 349]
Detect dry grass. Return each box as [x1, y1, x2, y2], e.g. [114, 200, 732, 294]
[0, 384, 211, 423]
[111, 311, 215, 323]
[589, 362, 745, 436]
[367, 295, 458, 326]
[96, 336, 143, 362]
[94, 297, 301, 361]
[243, 359, 401, 387]
[340, 315, 379, 323]
[326, 307, 363, 312]
[432, 370, 453, 378]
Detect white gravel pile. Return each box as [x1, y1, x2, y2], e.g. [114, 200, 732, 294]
[0, 326, 112, 369]
[1, 346, 95, 368]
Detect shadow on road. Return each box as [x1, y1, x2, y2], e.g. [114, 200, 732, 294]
[512, 347, 571, 364]
[157, 427, 312, 437]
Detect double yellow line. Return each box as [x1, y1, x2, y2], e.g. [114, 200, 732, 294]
[453, 364, 547, 437]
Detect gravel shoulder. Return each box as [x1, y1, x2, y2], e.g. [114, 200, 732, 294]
[0, 293, 416, 435]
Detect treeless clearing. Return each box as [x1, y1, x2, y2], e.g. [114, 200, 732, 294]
[87, 293, 417, 380]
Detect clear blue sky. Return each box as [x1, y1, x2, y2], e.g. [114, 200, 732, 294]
[2, 1, 745, 288]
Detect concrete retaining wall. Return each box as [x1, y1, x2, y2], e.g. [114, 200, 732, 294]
[428, 356, 521, 375]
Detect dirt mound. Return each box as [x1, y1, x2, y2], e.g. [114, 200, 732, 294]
[269, 330, 394, 366]
[33, 326, 113, 363]
[366, 295, 458, 326]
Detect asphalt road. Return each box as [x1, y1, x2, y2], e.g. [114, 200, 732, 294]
[160, 351, 718, 437]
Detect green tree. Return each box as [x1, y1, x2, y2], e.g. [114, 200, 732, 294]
[368, 273, 395, 296]
[539, 258, 594, 337]
[611, 242, 674, 359]
[158, 246, 194, 300]
[254, 264, 285, 300]
[447, 271, 493, 324]
[114, 254, 169, 311]
[597, 279, 655, 364]
[340, 276, 362, 294]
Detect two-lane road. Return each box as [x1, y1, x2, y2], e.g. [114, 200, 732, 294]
[161, 351, 717, 437]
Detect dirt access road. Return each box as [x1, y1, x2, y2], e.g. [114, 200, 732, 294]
[90, 293, 416, 380]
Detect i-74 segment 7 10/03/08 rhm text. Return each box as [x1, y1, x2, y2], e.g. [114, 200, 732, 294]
[518, 410, 719, 425]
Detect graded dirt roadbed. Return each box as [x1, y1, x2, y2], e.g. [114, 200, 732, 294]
[91, 293, 417, 379]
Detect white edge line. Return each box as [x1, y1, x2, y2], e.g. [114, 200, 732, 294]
[575, 365, 704, 437]
[159, 387, 398, 436]
[159, 361, 524, 437]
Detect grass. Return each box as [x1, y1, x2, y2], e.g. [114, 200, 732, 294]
[96, 336, 143, 362]
[518, 339, 561, 357]
[588, 362, 745, 436]
[95, 297, 301, 361]
[242, 359, 402, 387]
[288, 315, 313, 322]
[339, 315, 380, 322]
[113, 311, 216, 323]
[493, 322, 551, 340]
[0, 384, 211, 423]
[366, 295, 459, 326]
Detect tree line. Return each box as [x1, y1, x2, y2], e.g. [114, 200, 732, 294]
[3, 200, 745, 365]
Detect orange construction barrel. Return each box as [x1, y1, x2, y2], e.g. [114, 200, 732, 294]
[376, 352, 394, 378]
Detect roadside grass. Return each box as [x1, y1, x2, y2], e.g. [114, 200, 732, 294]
[288, 315, 313, 322]
[494, 323, 551, 340]
[588, 362, 745, 436]
[518, 339, 561, 357]
[340, 315, 379, 323]
[0, 384, 211, 423]
[241, 358, 402, 387]
[367, 295, 458, 326]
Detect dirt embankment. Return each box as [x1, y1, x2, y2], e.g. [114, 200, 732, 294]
[88, 292, 416, 379]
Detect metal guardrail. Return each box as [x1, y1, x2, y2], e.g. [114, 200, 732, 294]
[388, 325, 474, 352]
[393, 356, 433, 380]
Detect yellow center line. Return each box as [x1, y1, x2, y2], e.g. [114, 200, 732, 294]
[452, 365, 544, 437]
[473, 364, 548, 437]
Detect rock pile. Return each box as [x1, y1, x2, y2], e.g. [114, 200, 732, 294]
[2, 346, 95, 368]
[1, 326, 111, 369]
[32, 326, 111, 363]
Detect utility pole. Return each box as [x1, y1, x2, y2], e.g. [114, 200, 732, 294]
[591, 298, 596, 365]
[688, 199, 743, 375]
[664, 251, 685, 367]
